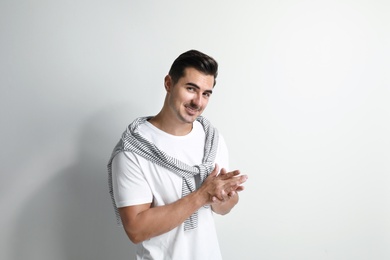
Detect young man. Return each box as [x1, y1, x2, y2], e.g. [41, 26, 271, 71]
[108, 50, 248, 260]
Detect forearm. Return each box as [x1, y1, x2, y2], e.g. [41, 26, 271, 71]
[120, 191, 206, 244]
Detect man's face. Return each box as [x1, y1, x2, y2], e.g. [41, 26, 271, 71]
[165, 67, 214, 125]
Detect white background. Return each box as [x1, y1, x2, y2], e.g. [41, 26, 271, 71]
[1, 1, 389, 259]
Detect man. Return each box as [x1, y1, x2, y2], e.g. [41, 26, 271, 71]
[108, 50, 248, 260]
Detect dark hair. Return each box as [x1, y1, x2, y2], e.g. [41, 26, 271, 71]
[168, 50, 218, 86]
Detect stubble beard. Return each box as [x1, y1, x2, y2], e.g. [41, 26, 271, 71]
[177, 103, 202, 124]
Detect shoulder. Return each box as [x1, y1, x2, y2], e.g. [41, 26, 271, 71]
[112, 150, 141, 171]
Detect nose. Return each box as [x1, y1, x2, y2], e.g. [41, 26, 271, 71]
[191, 93, 202, 108]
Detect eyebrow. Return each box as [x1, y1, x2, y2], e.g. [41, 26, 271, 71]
[186, 82, 213, 94]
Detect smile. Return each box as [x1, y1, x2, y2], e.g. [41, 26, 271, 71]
[185, 105, 200, 115]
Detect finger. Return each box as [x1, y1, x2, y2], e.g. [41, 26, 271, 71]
[228, 190, 236, 197]
[220, 189, 230, 201]
[219, 168, 227, 175]
[223, 175, 248, 191]
[211, 196, 224, 205]
[213, 189, 230, 201]
[209, 164, 219, 178]
[234, 174, 248, 183]
[235, 186, 245, 192]
[212, 195, 223, 203]
[219, 170, 240, 180]
[240, 174, 248, 183]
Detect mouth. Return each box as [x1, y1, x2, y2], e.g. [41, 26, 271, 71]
[185, 105, 201, 115]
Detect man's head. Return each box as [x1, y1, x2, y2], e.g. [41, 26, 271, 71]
[160, 50, 218, 129]
[168, 50, 218, 87]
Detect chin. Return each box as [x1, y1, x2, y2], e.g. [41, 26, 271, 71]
[183, 118, 196, 124]
[179, 115, 197, 124]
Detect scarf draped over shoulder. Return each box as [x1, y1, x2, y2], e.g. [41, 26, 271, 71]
[107, 116, 219, 231]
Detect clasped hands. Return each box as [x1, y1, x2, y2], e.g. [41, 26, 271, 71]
[199, 164, 248, 205]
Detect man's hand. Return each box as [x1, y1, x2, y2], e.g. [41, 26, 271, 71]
[213, 167, 245, 201]
[196, 164, 248, 206]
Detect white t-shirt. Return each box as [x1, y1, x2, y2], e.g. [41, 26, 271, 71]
[112, 120, 229, 260]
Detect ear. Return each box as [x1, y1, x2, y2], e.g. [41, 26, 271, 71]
[164, 75, 172, 93]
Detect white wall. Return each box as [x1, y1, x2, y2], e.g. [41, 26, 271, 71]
[1, 1, 389, 259]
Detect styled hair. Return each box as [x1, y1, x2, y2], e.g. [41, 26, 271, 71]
[168, 50, 218, 86]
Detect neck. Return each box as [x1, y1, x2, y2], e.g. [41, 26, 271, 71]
[149, 112, 193, 136]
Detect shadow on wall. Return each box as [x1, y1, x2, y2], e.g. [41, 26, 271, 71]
[10, 106, 137, 260]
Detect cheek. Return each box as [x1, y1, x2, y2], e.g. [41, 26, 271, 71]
[198, 100, 209, 111]
[180, 93, 194, 103]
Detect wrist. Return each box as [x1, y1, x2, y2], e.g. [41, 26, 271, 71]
[192, 188, 209, 207]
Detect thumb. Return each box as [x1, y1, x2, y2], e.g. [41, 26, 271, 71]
[209, 163, 219, 177]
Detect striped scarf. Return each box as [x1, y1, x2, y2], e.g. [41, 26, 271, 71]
[107, 116, 219, 231]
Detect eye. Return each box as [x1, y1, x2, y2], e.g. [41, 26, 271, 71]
[187, 87, 195, 92]
[203, 92, 211, 98]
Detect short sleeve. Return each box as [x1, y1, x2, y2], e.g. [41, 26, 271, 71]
[111, 151, 153, 207]
[216, 133, 229, 172]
